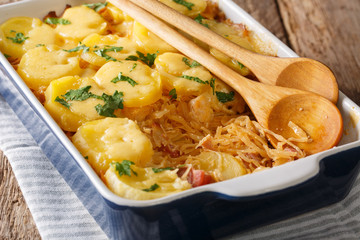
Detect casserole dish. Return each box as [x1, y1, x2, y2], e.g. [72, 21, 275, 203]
[1, 0, 360, 239]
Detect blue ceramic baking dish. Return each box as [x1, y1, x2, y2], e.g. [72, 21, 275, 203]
[1, 0, 360, 239]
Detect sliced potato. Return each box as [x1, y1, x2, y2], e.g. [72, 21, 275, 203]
[203, 20, 253, 76]
[132, 21, 177, 54]
[100, 2, 133, 24]
[186, 151, 247, 181]
[105, 163, 191, 200]
[23, 24, 59, 52]
[205, 79, 246, 115]
[0, 17, 42, 59]
[100, 2, 134, 37]
[17, 45, 82, 91]
[44, 76, 105, 132]
[159, 0, 207, 17]
[81, 33, 139, 67]
[55, 5, 107, 42]
[155, 52, 212, 96]
[72, 118, 154, 175]
[93, 61, 162, 107]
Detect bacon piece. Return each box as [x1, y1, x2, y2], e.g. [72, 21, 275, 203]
[177, 167, 212, 187]
[189, 169, 212, 187]
[197, 134, 214, 151]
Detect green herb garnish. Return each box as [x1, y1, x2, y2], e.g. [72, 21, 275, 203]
[94, 45, 123, 62]
[83, 2, 108, 12]
[111, 72, 138, 87]
[194, 14, 209, 28]
[4, 54, 11, 59]
[182, 57, 201, 68]
[236, 60, 245, 69]
[62, 85, 98, 101]
[84, 156, 89, 159]
[209, 78, 215, 95]
[55, 96, 71, 109]
[6, 32, 28, 44]
[63, 44, 90, 53]
[35, 44, 45, 47]
[111, 160, 137, 177]
[95, 91, 124, 117]
[130, 63, 137, 72]
[180, 75, 209, 84]
[215, 91, 235, 103]
[172, 0, 194, 10]
[142, 183, 160, 192]
[152, 167, 174, 173]
[45, 17, 71, 25]
[180, 75, 216, 95]
[125, 51, 157, 67]
[55, 86, 123, 117]
[169, 88, 177, 100]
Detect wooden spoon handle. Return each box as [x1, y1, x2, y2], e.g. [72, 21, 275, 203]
[126, 0, 260, 66]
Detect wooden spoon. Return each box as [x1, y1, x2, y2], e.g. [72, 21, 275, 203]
[108, 0, 343, 155]
[125, 0, 339, 104]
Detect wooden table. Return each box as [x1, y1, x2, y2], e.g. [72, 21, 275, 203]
[1, 0, 360, 239]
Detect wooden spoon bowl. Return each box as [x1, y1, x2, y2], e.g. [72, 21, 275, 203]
[266, 93, 343, 155]
[273, 58, 338, 104]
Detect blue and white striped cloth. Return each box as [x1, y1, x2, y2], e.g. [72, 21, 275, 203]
[1, 83, 360, 239]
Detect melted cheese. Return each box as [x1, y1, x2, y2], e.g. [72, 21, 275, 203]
[105, 164, 191, 200]
[72, 118, 154, 175]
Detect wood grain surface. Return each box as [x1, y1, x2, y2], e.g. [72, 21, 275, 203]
[1, 0, 360, 239]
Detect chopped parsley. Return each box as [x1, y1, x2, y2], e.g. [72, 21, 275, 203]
[142, 183, 160, 192]
[130, 63, 137, 72]
[182, 57, 201, 68]
[4, 54, 11, 59]
[194, 14, 209, 28]
[169, 88, 177, 100]
[83, 2, 108, 12]
[61, 85, 99, 101]
[36, 44, 45, 47]
[209, 78, 215, 95]
[180, 75, 208, 84]
[125, 51, 157, 67]
[180, 76, 216, 95]
[152, 167, 174, 173]
[54, 85, 96, 108]
[6, 31, 28, 44]
[84, 156, 89, 159]
[111, 72, 138, 87]
[94, 45, 123, 62]
[236, 60, 245, 69]
[215, 91, 235, 103]
[95, 91, 124, 117]
[63, 44, 90, 53]
[111, 160, 137, 177]
[55, 96, 71, 109]
[172, 0, 194, 10]
[44, 17, 71, 25]
[55, 86, 123, 117]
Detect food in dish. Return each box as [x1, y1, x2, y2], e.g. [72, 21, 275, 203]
[0, 0, 310, 200]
